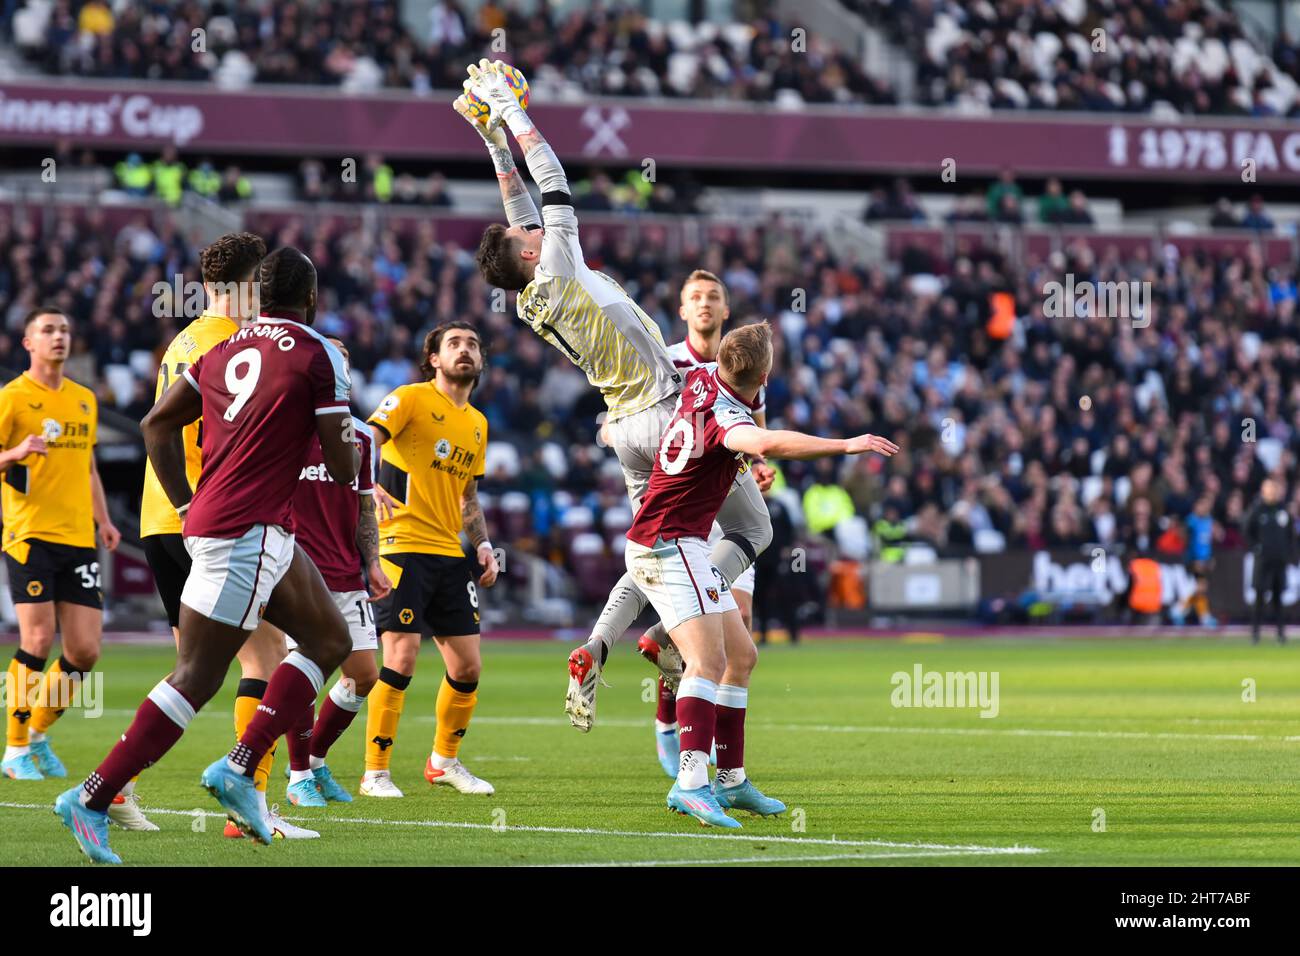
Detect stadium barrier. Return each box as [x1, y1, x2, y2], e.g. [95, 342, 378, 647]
[976, 549, 1283, 623]
[4, 78, 1300, 180]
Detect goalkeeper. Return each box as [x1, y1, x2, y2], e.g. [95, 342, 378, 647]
[455, 60, 772, 729]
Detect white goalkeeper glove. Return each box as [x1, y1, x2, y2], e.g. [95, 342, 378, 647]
[453, 93, 513, 174]
[464, 58, 531, 137]
[452, 93, 507, 150]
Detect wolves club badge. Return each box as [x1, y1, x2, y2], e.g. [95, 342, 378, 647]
[399, 608, 415, 625]
[706, 587, 719, 603]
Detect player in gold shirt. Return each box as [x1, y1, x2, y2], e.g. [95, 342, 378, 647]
[361, 321, 498, 797]
[1, 308, 119, 784]
[137, 233, 315, 838]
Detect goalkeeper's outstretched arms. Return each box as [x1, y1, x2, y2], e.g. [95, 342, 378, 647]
[453, 89, 539, 229]
[463, 59, 581, 283]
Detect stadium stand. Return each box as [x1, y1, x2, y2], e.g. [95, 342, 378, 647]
[3, 0, 1299, 628]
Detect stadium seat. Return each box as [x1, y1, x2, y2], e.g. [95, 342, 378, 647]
[484, 443, 521, 481]
[500, 491, 532, 542]
[129, 350, 156, 380]
[569, 532, 614, 603]
[559, 506, 595, 552]
[104, 365, 137, 407]
[602, 505, 632, 543]
[974, 529, 1007, 554]
[903, 545, 938, 566]
[1081, 477, 1104, 508]
[834, 516, 872, 561]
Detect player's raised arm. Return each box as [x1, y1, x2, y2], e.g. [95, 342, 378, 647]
[466, 59, 579, 277]
[724, 425, 899, 462]
[453, 91, 540, 229]
[141, 370, 204, 513]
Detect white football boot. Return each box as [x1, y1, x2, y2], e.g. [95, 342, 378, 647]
[425, 757, 495, 795]
[565, 645, 607, 732]
[107, 791, 160, 831]
[359, 770, 405, 798]
[266, 805, 319, 839]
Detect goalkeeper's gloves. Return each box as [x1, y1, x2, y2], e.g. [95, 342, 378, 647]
[464, 58, 532, 137]
[452, 93, 513, 174]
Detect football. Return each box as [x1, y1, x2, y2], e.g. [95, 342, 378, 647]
[464, 63, 530, 125]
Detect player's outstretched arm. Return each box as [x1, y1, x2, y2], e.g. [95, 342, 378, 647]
[141, 376, 203, 512]
[465, 60, 567, 199]
[725, 425, 900, 462]
[453, 93, 540, 228]
[317, 412, 361, 486]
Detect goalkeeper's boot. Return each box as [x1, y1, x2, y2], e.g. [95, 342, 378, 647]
[565, 646, 605, 733]
[667, 782, 741, 829]
[636, 633, 684, 693]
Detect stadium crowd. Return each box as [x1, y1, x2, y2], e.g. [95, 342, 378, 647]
[1, 203, 1295, 577]
[15, 0, 1300, 118]
[15, 0, 896, 105]
[854, 0, 1300, 117]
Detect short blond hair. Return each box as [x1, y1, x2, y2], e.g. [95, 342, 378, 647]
[681, 269, 729, 305]
[718, 321, 772, 390]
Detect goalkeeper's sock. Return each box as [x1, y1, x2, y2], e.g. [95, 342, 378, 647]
[586, 573, 649, 664]
[645, 622, 669, 650]
[708, 538, 754, 593]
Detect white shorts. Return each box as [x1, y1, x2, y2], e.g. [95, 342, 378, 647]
[182, 524, 295, 631]
[284, 589, 378, 653]
[626, 535, 737, 633]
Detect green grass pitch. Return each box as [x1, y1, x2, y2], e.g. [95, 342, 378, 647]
[3, 635, 1298, 866]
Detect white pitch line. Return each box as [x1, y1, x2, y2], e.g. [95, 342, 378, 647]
[539, 848, 1024, 867]
[95, 709, 1298, 742]
[0, 801, 1043, 855]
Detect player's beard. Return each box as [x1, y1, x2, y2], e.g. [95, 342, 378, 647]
[442, 361, 481, 386]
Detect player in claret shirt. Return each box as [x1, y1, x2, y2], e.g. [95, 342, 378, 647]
[276, 339, 391, 810]
[640, 269, 776, 778]
[138, 231, 302, 834]
[53, 247, 360, 863]
[625, 323, 898, 828]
